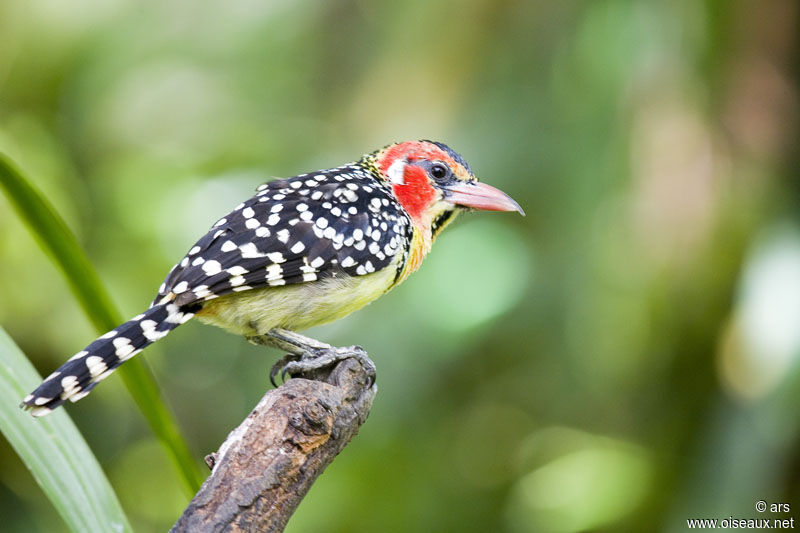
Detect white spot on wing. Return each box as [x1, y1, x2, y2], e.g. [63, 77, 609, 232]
[202, 260, 222, 275]
[267, 252, 285, 263]
[240, 242, 266, 258]
[193, 285, 211, 298]
[173, 281, 189, 294]
[266, 264, 283, 280]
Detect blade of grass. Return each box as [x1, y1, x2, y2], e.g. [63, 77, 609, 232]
[0, 327, 133, 532]
[0, 153, 204, 494]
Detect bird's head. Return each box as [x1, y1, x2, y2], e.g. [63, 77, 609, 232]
[369, 140, 524, 237]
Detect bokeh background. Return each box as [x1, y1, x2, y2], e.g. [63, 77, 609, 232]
[1, 0, 798, 531]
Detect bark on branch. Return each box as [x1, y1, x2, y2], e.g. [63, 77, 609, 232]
[171, 357, 377, 532]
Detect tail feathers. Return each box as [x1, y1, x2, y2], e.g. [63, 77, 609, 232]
[21, 302, 196, 416]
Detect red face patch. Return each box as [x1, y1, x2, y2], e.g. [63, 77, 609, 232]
[377, 141, 458, 224]
[392, 165, 436, 222]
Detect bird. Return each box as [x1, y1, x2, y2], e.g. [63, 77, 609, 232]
[22, 140, 524, 416]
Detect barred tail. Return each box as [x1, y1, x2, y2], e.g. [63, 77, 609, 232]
[21, 302, 196, 417]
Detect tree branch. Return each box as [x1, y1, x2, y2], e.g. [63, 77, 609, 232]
[171, 357, 376, 532]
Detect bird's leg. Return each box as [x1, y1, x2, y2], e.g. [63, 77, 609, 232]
[247, 328, 376, 386]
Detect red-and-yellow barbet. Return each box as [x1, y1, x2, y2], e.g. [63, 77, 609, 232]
[22, 140, 524, 416]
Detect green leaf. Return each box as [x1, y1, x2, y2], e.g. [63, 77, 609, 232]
[0, 153, 204, 494]
[0, 327, 133, 532]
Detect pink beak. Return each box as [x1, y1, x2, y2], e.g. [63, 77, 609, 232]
[445, 181, 525, 216]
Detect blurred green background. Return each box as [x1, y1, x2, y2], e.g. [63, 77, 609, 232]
[1, 0, 798, 531]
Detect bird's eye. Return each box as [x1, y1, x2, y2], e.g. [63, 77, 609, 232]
[430, 163, 449, 180]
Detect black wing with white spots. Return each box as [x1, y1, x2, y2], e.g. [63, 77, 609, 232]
[153, 164, 414, 307]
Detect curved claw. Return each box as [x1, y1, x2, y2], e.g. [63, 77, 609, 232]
[269, 353, 300, 387]
[269, 364, 281, 388]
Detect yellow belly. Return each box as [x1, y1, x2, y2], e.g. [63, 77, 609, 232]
[195, 263, 400, 336]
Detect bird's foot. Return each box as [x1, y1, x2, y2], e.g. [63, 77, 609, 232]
[248, 329, 376, 387]
[276, 344, 375, 386]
